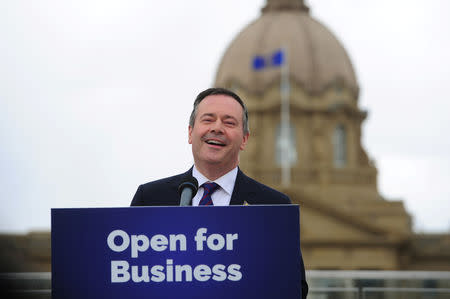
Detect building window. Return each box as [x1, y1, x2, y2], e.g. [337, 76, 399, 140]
[275, 122, 297, 167]
[333, 124, 347, 167]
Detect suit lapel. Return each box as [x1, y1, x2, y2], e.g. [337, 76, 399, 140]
[230, 168, 258, 205]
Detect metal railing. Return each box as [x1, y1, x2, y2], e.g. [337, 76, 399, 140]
[307, 270, 450, 299]
[362, 287, 450, 299]
[1, 270, 450, 298]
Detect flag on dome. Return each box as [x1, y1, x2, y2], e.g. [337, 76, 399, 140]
[252, 49, 285, 71]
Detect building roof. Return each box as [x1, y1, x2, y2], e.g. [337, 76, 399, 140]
[215, 0, 359, 95]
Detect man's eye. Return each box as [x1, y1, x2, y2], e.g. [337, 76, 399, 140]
[225, 121, 236, 126]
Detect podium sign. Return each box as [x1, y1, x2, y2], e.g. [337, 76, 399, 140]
[52, 205, 302, 298]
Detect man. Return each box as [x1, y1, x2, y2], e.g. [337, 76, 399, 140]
[131, 87, 308, 298]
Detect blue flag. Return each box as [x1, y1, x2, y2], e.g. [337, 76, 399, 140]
[271, 49, 285, 66]
[252, 49, 285, 71]
[252, 55, 266, 70]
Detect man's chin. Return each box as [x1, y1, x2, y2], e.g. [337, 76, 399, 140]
[201, 154, 231, 167]
[204, 157, 224, 165]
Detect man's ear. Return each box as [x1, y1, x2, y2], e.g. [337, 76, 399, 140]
[188, 125, 193, 144]
[240, 132, 249, 150]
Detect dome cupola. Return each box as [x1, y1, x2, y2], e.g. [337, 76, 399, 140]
[215, 0, 358, 96]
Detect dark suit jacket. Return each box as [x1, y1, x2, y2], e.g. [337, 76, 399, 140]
[131, 168, 308, 298]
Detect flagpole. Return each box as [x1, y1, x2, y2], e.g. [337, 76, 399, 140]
[280, 47, 291, 187]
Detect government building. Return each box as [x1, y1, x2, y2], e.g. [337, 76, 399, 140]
[213, 0, 450, 271]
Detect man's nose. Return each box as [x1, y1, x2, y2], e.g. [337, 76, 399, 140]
[210, 120, 224, 133]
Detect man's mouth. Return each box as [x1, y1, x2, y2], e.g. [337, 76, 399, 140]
[205, 139, 226, 147]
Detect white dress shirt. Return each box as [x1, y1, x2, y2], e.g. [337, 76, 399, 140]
[191, 166, 238, 206]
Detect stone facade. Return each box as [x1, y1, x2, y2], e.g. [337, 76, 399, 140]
[0, 232, 51, 272]
[225, 83, 415, 270]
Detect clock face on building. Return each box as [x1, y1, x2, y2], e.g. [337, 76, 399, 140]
[275, 122, 297, 167]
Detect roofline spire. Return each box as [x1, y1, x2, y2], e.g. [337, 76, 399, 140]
[262, 0, 310, 13]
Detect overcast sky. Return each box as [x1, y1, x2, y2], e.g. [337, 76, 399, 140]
[1, 0, 449, 233]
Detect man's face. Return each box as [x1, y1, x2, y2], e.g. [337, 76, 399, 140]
[188, 94, 249, 173]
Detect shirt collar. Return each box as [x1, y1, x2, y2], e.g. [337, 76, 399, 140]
[192, 166, 238, 196]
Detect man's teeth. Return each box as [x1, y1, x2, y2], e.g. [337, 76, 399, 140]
[206, 140, 224, 145]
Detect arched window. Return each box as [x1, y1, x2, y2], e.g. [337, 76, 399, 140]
[333, 124, 347, 167]
[275, 122, 297, 167]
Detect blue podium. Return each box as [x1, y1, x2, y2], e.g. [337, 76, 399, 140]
[51, 205, 302, 298]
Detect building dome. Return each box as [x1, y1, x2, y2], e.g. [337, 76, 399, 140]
[215, 0, 359, 96]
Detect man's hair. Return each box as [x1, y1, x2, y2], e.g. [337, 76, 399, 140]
[189, 87, 249, 135]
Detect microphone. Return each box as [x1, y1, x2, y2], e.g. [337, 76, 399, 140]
[178, 176, 199, 206]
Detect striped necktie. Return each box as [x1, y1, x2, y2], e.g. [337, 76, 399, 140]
[199, 182, 219, 206]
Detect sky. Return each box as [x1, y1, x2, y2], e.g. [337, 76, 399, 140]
[1, 0, 449, 233]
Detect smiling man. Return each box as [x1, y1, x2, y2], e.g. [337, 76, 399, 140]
[131, 87, 295, 207]
[131, 87, 308, 297]
[188, 91, 248, 181]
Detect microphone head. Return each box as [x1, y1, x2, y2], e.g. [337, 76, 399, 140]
[178, 176, 199, 196]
